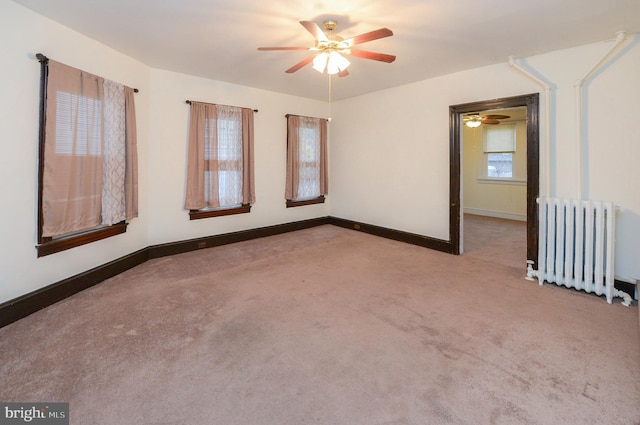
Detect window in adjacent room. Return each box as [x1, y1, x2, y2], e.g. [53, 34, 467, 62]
[285, 114, 328, 207]
[184, 102, 255, 220]
[483, 124, 516, 179]
[36, 56, 138, 257]
[487, 153, 513, 178]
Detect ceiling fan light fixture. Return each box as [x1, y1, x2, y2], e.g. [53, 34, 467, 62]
[329, 51, 350, 73]
[312, 53, 328, 73]
[259, 20, 394, 75]
[313, 51, 350, 75]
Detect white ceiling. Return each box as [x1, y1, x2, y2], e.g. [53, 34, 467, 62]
[11, 0, 640, 101]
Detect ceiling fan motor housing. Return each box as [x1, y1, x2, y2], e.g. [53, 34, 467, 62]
[323, 20, 338, 31]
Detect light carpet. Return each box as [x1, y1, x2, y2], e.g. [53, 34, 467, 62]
[1, 224, 638, 424]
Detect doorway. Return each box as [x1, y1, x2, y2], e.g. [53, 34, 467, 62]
[449, 93, 540, 267]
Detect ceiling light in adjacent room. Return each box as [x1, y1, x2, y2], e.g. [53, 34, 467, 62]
[465, 119, 482, 128]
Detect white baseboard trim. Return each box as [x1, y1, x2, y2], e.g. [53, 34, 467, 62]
[464, 208, 526, 222]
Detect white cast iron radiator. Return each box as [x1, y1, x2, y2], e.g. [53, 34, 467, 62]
[528, 197, 631, 306]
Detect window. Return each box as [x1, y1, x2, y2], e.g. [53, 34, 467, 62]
[285, 114, 328, 207]
[37, 57, 138, 257]
[487, 153, 513, 178]
[483, 124, 516, 179]
[184, 102, 255, 219]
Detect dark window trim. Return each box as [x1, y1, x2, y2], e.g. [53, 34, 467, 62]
[37, 222, 128, 258]
[286, 196, 325, 208]
[36, 55, 48, 246]
[36, 55, 130, 257]
[189, 204, 251, 220]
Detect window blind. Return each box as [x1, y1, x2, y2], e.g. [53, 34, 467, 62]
[483, 124, 516, 153]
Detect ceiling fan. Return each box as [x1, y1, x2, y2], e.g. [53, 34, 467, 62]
[257, 20, 396, 77]
[463, 114, 511, 128]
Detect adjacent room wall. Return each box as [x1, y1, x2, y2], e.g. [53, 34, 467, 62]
[462, 121, 527, 221]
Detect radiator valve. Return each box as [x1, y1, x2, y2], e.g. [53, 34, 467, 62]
[525, 260, 538, 281]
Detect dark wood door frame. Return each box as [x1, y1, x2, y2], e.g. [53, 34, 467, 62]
[449, 93, 540, 264]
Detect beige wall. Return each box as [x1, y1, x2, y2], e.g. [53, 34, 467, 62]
[0, 0, 328, 303]
[0, 0, 150, 303]
[146, 69, 329, 246]
[462, 121, 527, 221]
[330, 39, 639, 281]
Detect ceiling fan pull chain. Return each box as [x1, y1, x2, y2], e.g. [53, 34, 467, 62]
[328, 73, 333, 122]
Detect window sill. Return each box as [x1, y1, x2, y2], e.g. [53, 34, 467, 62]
[189, 204, 251, 220]
[476, 178, 526, 186]
[37, 222, 128, 257]
[286, 196, 325, 208]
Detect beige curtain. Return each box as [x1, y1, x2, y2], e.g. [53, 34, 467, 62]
[285, 115, 301, 200]
[185, 102, 255, 210]
[185, 102, 217, 209]
[185, 102, 205, 209]
[124, 87, 139, 220]
[285, 115, 328, 200]
[42, 60, 138, 237]
[319, 118, 328, 195]
[43, 61, 105, 237]
[242, 108, 256, 205]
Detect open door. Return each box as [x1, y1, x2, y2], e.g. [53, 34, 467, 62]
[449, 93, 540, 266]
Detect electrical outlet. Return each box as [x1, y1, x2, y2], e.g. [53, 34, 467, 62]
[197, 242, 206, 249]
[354, 223, 361, 230]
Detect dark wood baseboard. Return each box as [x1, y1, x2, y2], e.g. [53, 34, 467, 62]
[329, 217, 455, 254]
[615, 280, 637, 302]
[0, 248, 149, 328]
[6, 215, 630, 329]
[148, 217, 331, 259]
[0, 217, 331, 328]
